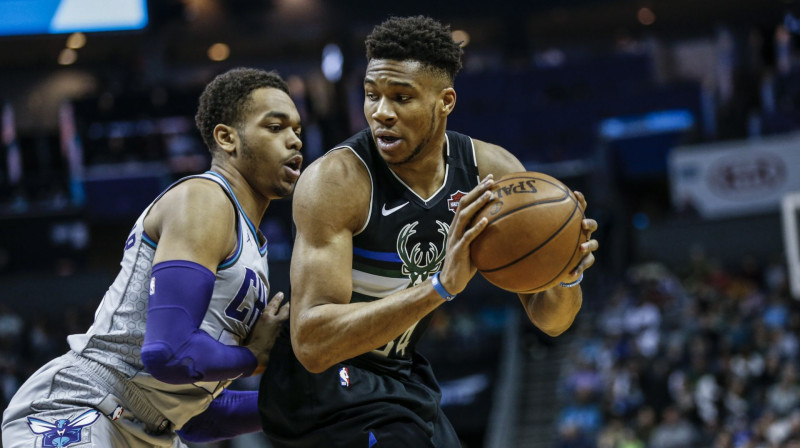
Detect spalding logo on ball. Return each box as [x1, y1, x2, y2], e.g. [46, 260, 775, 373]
[470, 172, 587, 293]
[486, 179, 539, 216]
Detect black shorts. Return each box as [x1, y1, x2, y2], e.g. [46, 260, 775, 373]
[258, 336, 461, 448]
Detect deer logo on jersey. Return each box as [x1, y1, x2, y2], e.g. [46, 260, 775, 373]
[396, 221, 449, 287]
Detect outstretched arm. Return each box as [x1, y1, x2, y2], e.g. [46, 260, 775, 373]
[290, 150, 495, 373]
[474, 139, 599, 336]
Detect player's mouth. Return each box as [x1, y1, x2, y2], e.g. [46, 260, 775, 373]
[283, 155, 303, 181]
[375, 132, 402, 152]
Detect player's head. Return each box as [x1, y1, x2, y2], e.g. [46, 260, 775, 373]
[196, 67, 290, 155]
[365, 15, 463, 86]
[363, 16, 463, 165]
[196, 67, 303, 198]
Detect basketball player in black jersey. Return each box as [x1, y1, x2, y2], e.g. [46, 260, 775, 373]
[259, 15, 599, 447]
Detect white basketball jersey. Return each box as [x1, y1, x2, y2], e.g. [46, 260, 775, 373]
[67, 171, 271, 428]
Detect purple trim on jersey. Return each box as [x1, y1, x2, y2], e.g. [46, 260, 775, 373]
[141, 260, 257, 384]
[176, 389, 260, 442]
[142, 172, 244, 269]
[259, 234, 268, 256]
[218, 222, 243, 270]
[141, 230, 157, 249]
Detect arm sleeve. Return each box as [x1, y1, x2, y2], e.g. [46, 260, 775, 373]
[141, 260, 257, 384]
[177, 389, 261, 443]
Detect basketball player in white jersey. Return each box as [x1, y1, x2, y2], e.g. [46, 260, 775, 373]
[2, 67, 302, 447]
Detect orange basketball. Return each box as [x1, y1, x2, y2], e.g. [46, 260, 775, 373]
[470, 172, 586, 293]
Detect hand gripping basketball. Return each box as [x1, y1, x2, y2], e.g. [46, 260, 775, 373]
[469, 172, 589, 293]
[435, 175, 496, 297]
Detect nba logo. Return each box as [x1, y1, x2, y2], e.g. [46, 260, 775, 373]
[109, 405, 124, 421]
[339, 367, 350, 387]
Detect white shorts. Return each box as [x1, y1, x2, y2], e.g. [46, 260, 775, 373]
[2, 353, 186, 448]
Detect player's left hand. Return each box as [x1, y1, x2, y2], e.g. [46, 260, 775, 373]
[245, 291, 290, 374]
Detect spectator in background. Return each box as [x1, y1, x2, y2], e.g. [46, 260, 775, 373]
[557, 255, 800, 448]
[558, 385, 603, 442]
[0, 305, 23, 341]
[563, 356, 604, 399]
[649, 406, 698, 448]
[766, 364, 800, 417]
[598, 419, 645, 448]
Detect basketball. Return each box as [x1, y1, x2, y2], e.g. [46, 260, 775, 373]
[470, 172, 586, 293]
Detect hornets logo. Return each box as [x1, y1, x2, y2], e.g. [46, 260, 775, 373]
[27, 410, 100, 447]
[396, 220, 449, 287]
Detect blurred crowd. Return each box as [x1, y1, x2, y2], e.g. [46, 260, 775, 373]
[556, 254, 799, 448]
[0, 302, 95, 414]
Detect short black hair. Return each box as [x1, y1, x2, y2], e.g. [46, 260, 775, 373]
[365, 15, 463, 84]
[195, 67, 289, 153]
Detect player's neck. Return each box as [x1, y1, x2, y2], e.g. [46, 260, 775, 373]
[208, 163, 269, 227]
[387, 138, 447, 199]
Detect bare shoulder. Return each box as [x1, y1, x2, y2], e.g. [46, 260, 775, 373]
[297, 148, 370, 191]
[293, 148, 371, 235]
[146, 177, 234, 244]
[472, 138, 527, 178]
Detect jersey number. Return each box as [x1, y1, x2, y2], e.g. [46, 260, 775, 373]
[373, 321, 419, 358]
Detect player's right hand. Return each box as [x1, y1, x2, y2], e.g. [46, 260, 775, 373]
[437, 174, 495, 296]
[245, 291, 290, 374]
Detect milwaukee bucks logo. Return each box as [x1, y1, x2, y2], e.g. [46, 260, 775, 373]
[396, 221, 449, 287]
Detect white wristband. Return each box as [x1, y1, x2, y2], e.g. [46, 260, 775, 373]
[560, 273, 584, 288]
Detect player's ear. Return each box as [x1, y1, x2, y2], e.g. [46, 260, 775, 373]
[214, 124, 237, 155]
[440, 87, 456, 116]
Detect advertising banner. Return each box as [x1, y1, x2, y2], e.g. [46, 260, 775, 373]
[669, 132, 800, 219]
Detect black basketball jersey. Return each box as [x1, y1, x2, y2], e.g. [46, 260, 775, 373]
[258, 130, 478, 446]
[335, 128, 480, 375]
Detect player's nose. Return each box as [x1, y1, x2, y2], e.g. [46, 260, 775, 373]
[372, 98, 397, 125]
